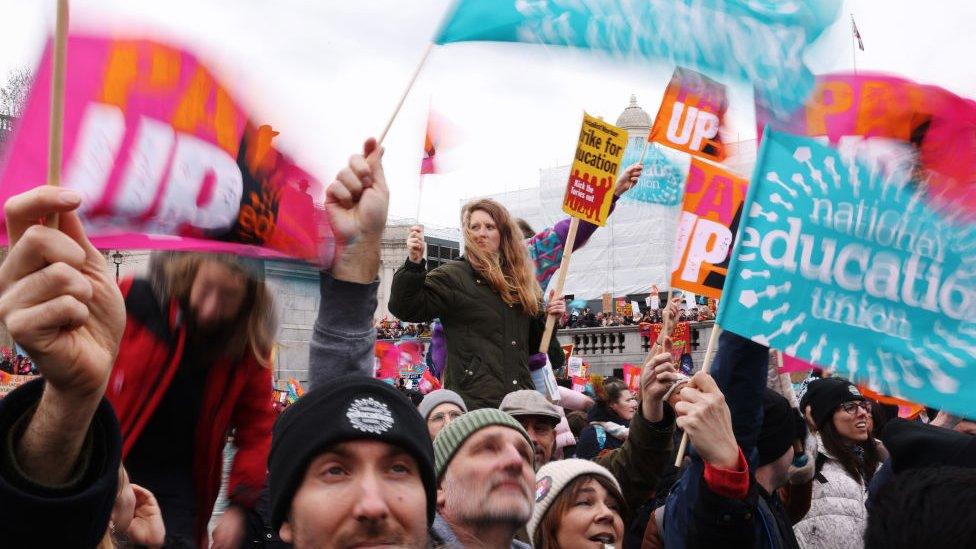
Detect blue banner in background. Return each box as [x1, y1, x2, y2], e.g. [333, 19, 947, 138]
[618, 140, 685, 206]
[718, 130, 976, 416]
[436, 0, 843, 115]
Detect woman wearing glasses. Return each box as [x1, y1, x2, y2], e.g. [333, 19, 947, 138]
[793, 377, 885, 549]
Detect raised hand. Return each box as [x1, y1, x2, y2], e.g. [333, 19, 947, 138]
[640, 337, 679, 423]
[326, 138, 389, 244]
[673, 372, 740, 469]
[406, 225, 425, 264]
[614, 163, 643, 196]
[0, 186, 126, 484]
[127, 484, 166, 548]
[0, 187, 125, 400]
[545, 289, 566, 318]
[327, 138, 390, 283]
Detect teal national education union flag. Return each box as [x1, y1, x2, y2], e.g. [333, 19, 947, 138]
[435, 0, 843, 115]
[719, 130, 976, 416]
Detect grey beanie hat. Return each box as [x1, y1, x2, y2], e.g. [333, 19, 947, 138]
[418, 389, 468, 420]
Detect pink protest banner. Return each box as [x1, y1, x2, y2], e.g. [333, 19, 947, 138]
[0, 36, 335, 263]
[622, 363, 641, 392]
[757, 72, 976, 218]
[571, 376, 587, 393]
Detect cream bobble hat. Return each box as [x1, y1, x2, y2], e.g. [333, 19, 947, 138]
[527, 458, 622, 542]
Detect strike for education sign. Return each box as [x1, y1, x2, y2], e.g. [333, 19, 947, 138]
[671, 159, 748, 298]
[719, 129, 976, 416]
[562, 113, 628, 226]
[0, 36, 335, 264]
[650, 67, 729, 162]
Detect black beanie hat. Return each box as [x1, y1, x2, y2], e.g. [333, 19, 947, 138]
[799, 377, 865, 429]
[268, 375, 436, 530]
[881, 418, 976, 474]
[757, 389, 796, 467]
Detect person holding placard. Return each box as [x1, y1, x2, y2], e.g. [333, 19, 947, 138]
[389, 199, 566, 410]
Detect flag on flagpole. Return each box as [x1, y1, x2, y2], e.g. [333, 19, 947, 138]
[851, 15, 865, 51]
[421, 120, 437, 175]
[419, 109, 459, 175]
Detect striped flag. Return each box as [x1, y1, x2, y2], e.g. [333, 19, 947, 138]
[851, 15, 865, 51]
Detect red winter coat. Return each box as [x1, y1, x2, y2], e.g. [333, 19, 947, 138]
[106, 278, 274, 545]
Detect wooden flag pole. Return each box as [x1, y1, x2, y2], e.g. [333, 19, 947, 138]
[415, 178, 424, 222]
[636, 140, 650, 165]
[378, 42, 434, 146]
[46, 0, 69, 229]
[538, 217, 580, 353]
[674, 323, 722, 467]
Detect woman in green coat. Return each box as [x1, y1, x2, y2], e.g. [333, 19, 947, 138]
[389, 198, 565, 410]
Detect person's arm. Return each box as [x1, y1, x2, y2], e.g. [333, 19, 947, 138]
[0, 186, 127, 546]
[226, 363, 274, 508]
[308, 273, 379, 385]
[595, 402, 676, 520]
[687, 450, 758, 549]
[388, 260, 455, 323]
[1, 379, 123, 547]
[308, 138, 388, 386]
[708, 331, 771, 468]
[595, 349, 678, 522]
[665, 369, 753, 548]
[213, 362, 275, 549]
[527, 165, 640, 289]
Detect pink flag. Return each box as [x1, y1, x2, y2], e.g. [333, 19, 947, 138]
[622, 363, 642, 392]
[779, 354, 818, 374]
[757, 72, 976, 220]
[419, 109, 458, 175]
[0, 35, 336, 264]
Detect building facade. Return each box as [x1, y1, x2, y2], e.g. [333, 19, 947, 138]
[103, 218, 458, 386]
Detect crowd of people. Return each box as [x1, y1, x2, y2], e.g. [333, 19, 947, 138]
[375, 320, 431, 341]
[0, 137, 974, 549]
[562, 305, 715, 330]
[0, 345, 35, 375]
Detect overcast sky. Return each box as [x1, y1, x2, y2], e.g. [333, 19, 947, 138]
[1, 0, 973, 229]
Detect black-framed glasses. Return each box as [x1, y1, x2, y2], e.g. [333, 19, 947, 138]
[840, 401, 872, 415]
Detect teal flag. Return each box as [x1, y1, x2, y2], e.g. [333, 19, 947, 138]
[719, 129, 976, 416]
[618, 141, 685, 206]
[436, 0, 842, 115]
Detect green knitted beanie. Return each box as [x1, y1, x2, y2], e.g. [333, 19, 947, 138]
[433, 408, 533, 479]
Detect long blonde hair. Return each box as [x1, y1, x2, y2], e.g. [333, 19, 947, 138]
[461, 199, 542, 316]
[156, 252, 277, 367]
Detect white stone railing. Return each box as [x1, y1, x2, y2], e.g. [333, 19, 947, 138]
[555, 321, 716, 376]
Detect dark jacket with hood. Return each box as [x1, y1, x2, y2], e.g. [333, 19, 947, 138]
[0, 378, 122, 547]
[664, 331, 801, 549]
[577, 402, 630, 459]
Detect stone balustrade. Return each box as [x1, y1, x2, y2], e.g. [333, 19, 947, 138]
[556, 321, 716, 376]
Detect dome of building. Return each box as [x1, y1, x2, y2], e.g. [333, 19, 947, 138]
[615, 95, 652, 131]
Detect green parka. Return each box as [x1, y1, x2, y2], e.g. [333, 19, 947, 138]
[389, 258, 561, 410]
